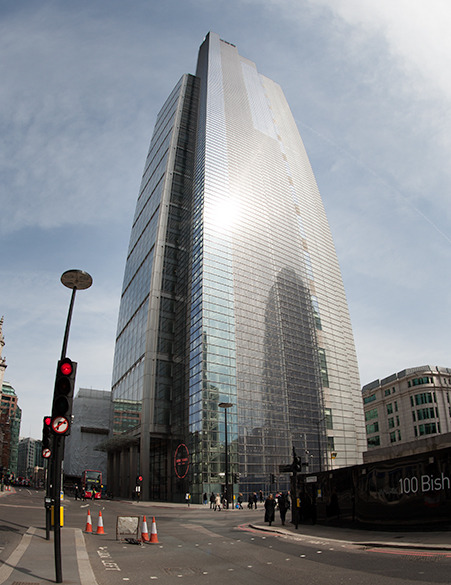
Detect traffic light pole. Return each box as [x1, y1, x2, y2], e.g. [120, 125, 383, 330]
[292, 447, 299, 530]
[50, 270, 92, 584]
[61, 286, 76, 361]
[45, 451, 53, 540]
[52, 435, 64, 583]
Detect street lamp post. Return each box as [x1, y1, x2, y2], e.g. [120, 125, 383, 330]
[306, 415, 326, 472]
[52, 269, 92, 583]
[219, 402, 232, 509]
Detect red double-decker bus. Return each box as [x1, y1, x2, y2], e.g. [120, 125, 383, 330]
[82, 470, 102, 499]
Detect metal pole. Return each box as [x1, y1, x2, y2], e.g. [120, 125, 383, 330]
[53, 435, 64, 583]
[45, 456, 52, 540]
[292, 446, 299, 529]
[224, 407, 229, 509]
[51, 270, 92, 583]
[317, 421, 322, 472]
[61, 287, 76, 360]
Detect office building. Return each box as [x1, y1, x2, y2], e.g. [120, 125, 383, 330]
[0, 380, 21, 476]
[64, 389, 110, 483]
[106, 32, 365, 502]
[17, 437, 43, 480]
[362, 365, 451, 461]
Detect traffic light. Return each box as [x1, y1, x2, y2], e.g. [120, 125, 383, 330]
[51, 358, 77, 436]
[136, 475, 143, 485]
[42, 416, 52, 458]
[293, 456, 302, 472]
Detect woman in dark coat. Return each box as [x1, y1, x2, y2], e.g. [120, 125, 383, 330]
[264, 493, 276, 526]
[278, 492, 289, 525]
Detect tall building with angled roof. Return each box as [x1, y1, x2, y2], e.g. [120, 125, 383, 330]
[106, 32, 365, 502]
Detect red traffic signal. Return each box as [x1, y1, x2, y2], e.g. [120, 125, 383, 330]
[42, 416, 53, 454]
[59, 361, 73, 376]
[51, 358, 77, 436]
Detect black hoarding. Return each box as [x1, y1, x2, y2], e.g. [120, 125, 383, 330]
[294, 446, 451, 529]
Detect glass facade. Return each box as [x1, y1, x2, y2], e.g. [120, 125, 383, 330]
[109, 33, 365, 502]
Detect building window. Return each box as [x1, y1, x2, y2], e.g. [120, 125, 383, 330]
[365, 408, 378, 421]
[418, 423, 439, 436]
[414, 392, 434, 406]
[367, 436, 380, 447]
[325, 408, 333, 430]
[327, 436, 335, 450]
[387, 403, 393, 415]
[395, 401, 398, 412]
[366, 422, 379, 434]
[318, 348, 329, 388]
[388, 418, 395, 429]
[364, 394, 376, 404]
[311, 295, 322, 330]
[408, 377, 433, 388]
[417, 407, 435, 420]
[385, 389, 391, 396]
[397, 430, 402, 441]
[390, 431, 396, 443]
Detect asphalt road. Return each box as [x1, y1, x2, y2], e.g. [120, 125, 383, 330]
[2, 489, 451, 584]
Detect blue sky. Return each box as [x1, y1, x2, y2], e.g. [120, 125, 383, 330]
[2, 0, 451, 439]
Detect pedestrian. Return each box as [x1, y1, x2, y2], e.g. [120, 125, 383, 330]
[215, 493, 221, 511]
[278, 492, 289, 525]
[248, 493, 253, 509]
[237, 493, 243, 509]
[74, 484, 80, 500]
[210, 492, 215, 509]
[185, 492, 190, 506]
[264, 493, 276, 526]
[203, 492, 208, 505]
[259, 489, 264, 503]
[253, 492, 258, 509]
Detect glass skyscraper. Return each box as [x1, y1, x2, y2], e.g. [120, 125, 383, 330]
[107, 32, 366, 502]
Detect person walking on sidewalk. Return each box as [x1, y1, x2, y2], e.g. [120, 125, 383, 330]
[264, 493, 276, 526]
[278, 492, 289, 525]
[215, 493, 221, 511]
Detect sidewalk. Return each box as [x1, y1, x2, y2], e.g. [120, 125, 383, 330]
[0, 525, 97, 585]
[248, 519, 451, 551]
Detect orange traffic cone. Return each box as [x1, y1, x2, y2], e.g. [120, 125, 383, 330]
[96, 511, 105, 534]
[141, 515, 149, 542]
[150, 516, 159, 543]
[85, 510, 93, 533]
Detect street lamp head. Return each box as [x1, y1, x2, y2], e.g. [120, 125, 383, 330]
[219, 402, 233, 409]
[61, 270, 93, 291]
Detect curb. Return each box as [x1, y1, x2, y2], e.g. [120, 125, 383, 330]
[248, 524, 451, 552]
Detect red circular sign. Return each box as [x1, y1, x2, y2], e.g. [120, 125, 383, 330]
[174, 444, 190, 479]
[51, 416, 69, 434]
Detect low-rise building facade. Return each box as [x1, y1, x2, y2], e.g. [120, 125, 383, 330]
[362, 365, 451, 455]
